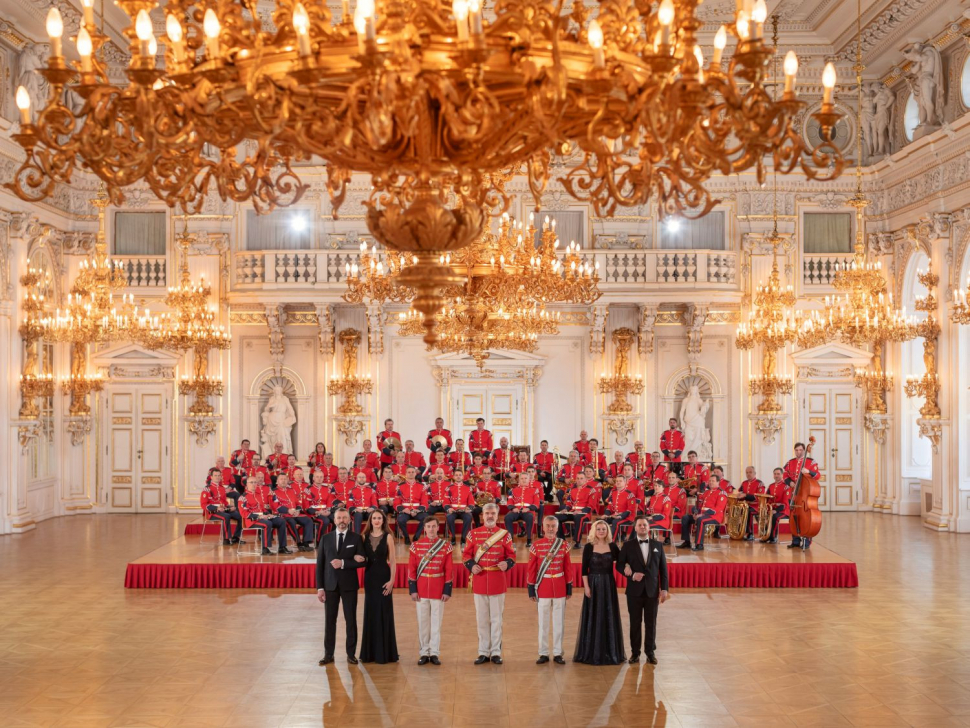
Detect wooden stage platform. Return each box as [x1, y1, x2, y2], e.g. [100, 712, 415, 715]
[125, 528, 858, 590]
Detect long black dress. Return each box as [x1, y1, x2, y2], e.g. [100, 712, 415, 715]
[573, 543, 626, 665]
[359, 533, 399, 664]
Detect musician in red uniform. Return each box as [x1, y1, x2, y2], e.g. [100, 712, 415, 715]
[472, 468, 502, 526]
[531, 440, 554, 501]
[355, 440, 381, 471]
[645, 482, 674, 532]
[468, 418, 493, 459]
[426, 468, 451, 517]
[676, 476, 719, 550]
[303, 470, 334, 539]
[660, 418, 685, 466]
[505, 473, 540, 546]
[238, 476, 291, 554]
[307, 442, 328, 473]
[274, 472, 317, 552]
[784, 442, 820, 550]
[200, 470, 243, 544]
[527, 516, 574, 665]
[230, 439, 256, 474]
[243, 454, 271, 489]
[767, 467, 792, 544]
[463, 503, 516, 664]
[664, 472, 688, 531]
[312, 452, 339, 484]
[347, 472, 378, 532]
[604, 451, 626, 505]
[331, 468, 353, 506]
[376, 419, 402, 467]
[396, 467, 429, 545]
[489, 437, 514, 479]
[556, 450, 585, 508]
[682, 451, 710, 495]
[572, 430, 592, 461]
[650, 452, 669, 489]
[554, 471, 598, 549]
[622, 463, 648, 510]
[738, 466, 766, 540]
[425, 451, 453, 482]
[350, 453, 378, 485]
[211, 456, 236, 493]
[426, 417, 453, 456]
[689, 487, 729, 551]
[605, 475, 638, 541]
[711, 466, 733, 493]
[409, 517, 454, 665]
[467, 453, 487, 482]
[626, 441, 652, 479]
[445, 472, 475, 546]
[266, 442, 292, 486]
[375, 466, 400, 518]
[448, 439, 472, 472]
[402, 440, 428, 478]
[585, 439, 608, 474]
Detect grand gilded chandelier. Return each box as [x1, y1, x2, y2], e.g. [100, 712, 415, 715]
[10, 0, 845, 335]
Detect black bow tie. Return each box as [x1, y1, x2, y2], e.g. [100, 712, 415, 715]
[638, 539, 649, 544]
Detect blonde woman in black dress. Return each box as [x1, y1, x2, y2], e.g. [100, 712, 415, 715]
[574, 519, 626, 665]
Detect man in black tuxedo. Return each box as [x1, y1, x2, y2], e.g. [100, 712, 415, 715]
[617, 515, 669, 665]
[316, 507, 367, 665]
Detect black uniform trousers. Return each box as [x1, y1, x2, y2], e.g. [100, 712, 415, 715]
[627, 593, 660, 656]
[324, 588, 359, 658]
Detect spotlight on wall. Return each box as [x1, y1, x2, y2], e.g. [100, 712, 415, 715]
[290, 214, 308, 233]
[664, 217, 682, 234]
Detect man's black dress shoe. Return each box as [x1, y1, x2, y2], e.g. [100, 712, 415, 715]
[474, 655, 489, 665]
[347, 654, 359, 665]
[278, 547, 293, 554]
[261, 547, 272, 555]
[222, 539, 231, 545]
[491, 655, 503, 665]
[553, 655, 566, 665]
[418, 656, 430, 665]
[536, 656, 550, 665]
[628, 655, 639, 664]
[646, 653, 658, 665]
[429, 656, 441, 665]
[318, 655, 334, 665]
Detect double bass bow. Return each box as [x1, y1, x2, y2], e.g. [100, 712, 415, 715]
[789, 436, 822, 541]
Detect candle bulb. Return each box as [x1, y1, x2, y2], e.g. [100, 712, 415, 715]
[821, 62, 836, 105]
[342, 0, 350, 22]
[46, 7, 64, 57]
[693, 44, 704, 83]
[203, 9, 222, 59]
[658, 0, 674, 46]
[166, 15, 185, 63]
[76, 27, 93, 73]
[16, 85, 31, 125]
[588, 19, 605, 68]
[468, 0, 483, 36]
[736, 10, 750, 40]
[712, 25, 726, 66]
[81, 0, 95, 26]
[751, 0, 767, 39]
[293, 3, 311, 57]
[783, 50, 798, 93]
[135, 10, 153, 58]
[453, 0, 469, 44]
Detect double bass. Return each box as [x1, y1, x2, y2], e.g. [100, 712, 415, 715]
[789, 436, 822, 540]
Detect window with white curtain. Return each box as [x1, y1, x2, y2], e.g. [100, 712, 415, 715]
[245, 209, 314, 250]
[803, 212, 852, 254]
[113, 212, 167, 256]
[658, 212, 725, 250]
[532, 210, 586, 248]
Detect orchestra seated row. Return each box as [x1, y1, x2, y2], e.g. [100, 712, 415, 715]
[202, 452, 803, 555]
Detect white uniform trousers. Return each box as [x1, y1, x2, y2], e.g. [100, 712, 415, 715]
[415, 598, 444, 657]
[473, 593, 506, 657]
[537, 597, 566, 657]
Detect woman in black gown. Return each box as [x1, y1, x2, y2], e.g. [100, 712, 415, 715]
[359, 510, 399, 664]
[574, 519, 626, 665]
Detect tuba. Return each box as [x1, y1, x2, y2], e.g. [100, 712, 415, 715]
[756, 492, 774, 542]
[726, 494, 748, 540]
[475, 490, 496, 507]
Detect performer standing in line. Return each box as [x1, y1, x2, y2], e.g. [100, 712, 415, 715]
[359, 510, 399, 665]
[316, 508, 367, 665]
[462, 503, 515, 665]
[574, 520, 625, 665]
[618, 516, 669, 665]
[408, 517, 453, 665]
[784, 442, 820, 550]
[527, 516, 573, 665]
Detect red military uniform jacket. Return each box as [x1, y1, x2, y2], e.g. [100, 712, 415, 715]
[311, 464, 339, 484]
[427, 481, 450, 507]
[683, 463, 710, 490]
[699, 489, 729, 523]
[527, 538, 574, 599]
[668, 486, 688, 517]
[355, 451, 381, 471]
[647, 494, 674, 529]
[508, 485, 540, 511]
[446, 484, 475, 511]
[462, 525, 516, 595]
[403, 451, 427, 471]
[582, 451, 608, 471]
[608, 487, 637, 514]
[573, 439, 592, 459]
[347, 485, 377, 511]
[266, 453, 291, 473]
[307, 452, 328, 470]
[397, 482, 429, 511]
[350, 466, 377, 484]
[468, 429, 493, 455]
[200, 483, 229, 512]
[375, 479, 399, 506]
[489, 448, 514, 475]
[408, 537, 454, 599]
[660, 429, 685, 462]
[566, 484, 599, 512]
[768, 481, 792, 516]
[212, 467, 235, 488]
[558, 463, 584, 486]
[231, 448, 256, 471]
[331, 479, 354, 504]
[302, 484, 333, 511]
[651, 464, 670, 487]
[626, 451, 652, 475]
[510, 461, 533, 475]
[783, 457, 820, 487]
[716, 479, 735, 494]
[391, 464, 411, 480]
[426, 428, 454, 452]
[740, 478, 766, 496]
[426, 462, 454, 480]
[448, 451, 472, 470]
[377, 429, 402, 456]
[533, 451, 555, 475]
[244, 465, 271, 485]
[475, 480, 502, 502]
[239, 490, 277, 525]
[626, 478, 646, 506]
[275, 485, 304, 514]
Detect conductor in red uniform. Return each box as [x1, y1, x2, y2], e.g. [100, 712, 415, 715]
[408, 517, 454, 665]
[462, 503, 516, 664]
[527, 516, 573, 665]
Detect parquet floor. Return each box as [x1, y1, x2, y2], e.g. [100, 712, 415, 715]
[2, 512, 969, 727]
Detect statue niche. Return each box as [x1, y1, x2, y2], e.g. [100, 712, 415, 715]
[259, 375, 298, 456]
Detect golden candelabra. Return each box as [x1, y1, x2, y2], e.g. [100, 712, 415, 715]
[904, 269, 942, 419]
[854, 340, 893, 414]
[18, 262, 54, 419]
[9, 0, 844, 339]
[178, 375, 224, 417]
[951, 276, 970, 325]
[598, 328, 644, 414]
[328, 329, 372, 415]
[61, 370, 105, 417]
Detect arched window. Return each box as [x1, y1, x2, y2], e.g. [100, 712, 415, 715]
[961, 54, 970, 108]
[903, 93, 919, 142]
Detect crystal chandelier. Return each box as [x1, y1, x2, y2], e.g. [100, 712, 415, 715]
[10, 0, 845, 334]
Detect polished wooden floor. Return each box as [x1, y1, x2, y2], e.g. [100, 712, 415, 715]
[2, 513, 969, 727]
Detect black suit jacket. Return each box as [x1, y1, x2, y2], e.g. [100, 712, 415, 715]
[316, 528, 367, 591]
[617, 536, 669, 599]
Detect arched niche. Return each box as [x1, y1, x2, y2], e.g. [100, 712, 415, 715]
[661, 367, 724, 463]
[246, 367, 311, 457]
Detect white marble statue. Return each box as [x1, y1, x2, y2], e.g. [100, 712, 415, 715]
[679, 384, 713, 462]
[859, 83, 877, 158]
[872, 84, 895, 157]
[17, 43, 50, 124]
[903, 42, 944, 129]
[260, 385, 296, 455]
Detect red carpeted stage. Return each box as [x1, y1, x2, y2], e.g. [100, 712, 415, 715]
[125, 523, 856, 590]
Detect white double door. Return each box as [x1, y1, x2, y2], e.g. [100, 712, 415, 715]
[104, 386, 171, 513]
[798, 384, 861, 511]
[453, 384, 524, 448]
